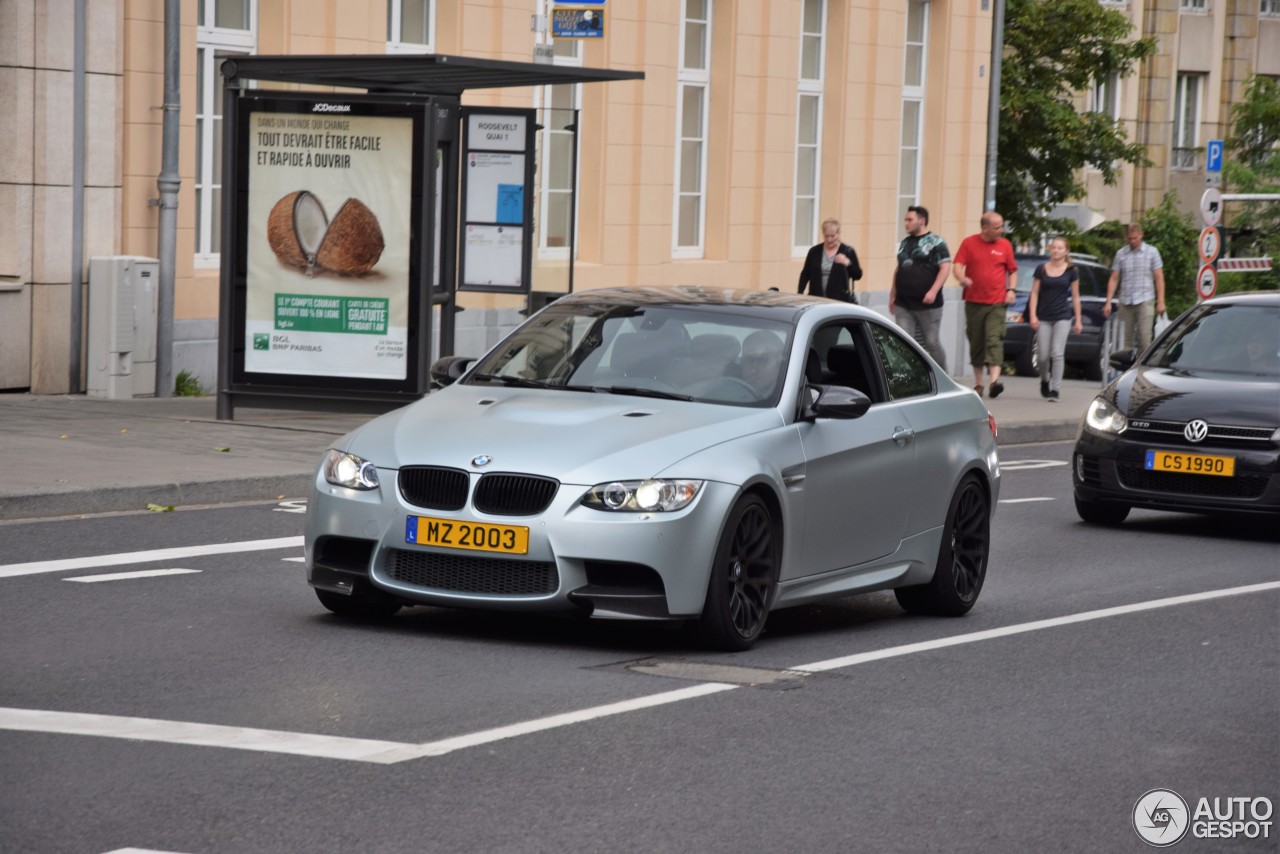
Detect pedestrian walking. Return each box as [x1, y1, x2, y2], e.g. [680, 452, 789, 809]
[797, 218, 863, 302]
[889, 206, 951, 370]
[953, 211, 1017, 398]
[1029, 236, 1083, 403]
[1103, 223, 1166, 352]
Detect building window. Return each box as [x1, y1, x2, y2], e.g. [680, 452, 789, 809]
[1172, 73, 1204, 170]
[538, 76, 581, 254]
[1179, 0, 1207, 10]
[673, 0, 711, 256]
[898, 0, 928, 221]
[793, 0, 825, 250]
[195, 0, 256, 266]
[1090, 72, 1121, 122]
[1263, 0, 1280, 16]
[387, 0, 435, 53]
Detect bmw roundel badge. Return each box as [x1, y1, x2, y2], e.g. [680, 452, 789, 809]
[471, 454, 492, 467]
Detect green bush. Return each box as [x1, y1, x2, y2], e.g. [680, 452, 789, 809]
[174, 370, 206, 397]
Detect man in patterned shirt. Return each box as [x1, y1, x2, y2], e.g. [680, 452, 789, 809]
[890, 206, 952, 370]
[1104, 223, 1166, 352]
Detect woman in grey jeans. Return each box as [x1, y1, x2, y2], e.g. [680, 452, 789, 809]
[1028, 236, 1083, 402]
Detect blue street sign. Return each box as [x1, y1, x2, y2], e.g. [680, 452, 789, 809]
[1206, 139, 1224, 173]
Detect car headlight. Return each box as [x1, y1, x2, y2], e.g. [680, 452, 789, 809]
[322, 449, 380, 490]
[583, 479, 703, 512]
[1084, 398, 1128, 434]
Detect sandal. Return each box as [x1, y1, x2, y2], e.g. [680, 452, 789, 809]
[973, 385, 984, 397]
[989, 380, 1005, 399]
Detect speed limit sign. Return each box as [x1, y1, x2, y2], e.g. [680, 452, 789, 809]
[1197, 264, 1218, 300]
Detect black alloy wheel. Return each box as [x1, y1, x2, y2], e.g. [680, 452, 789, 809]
[895, 474, 990, 616]
[700, 494, 779, 651]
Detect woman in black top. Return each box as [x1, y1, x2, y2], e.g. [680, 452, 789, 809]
[1029, 236, 1083, 401]
[798, 218, 863, 303]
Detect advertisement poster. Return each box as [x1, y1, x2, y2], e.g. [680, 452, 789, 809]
[244, 110, 413, 380]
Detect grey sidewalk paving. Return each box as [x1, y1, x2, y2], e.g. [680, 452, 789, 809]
[0, 375, 1099, 521]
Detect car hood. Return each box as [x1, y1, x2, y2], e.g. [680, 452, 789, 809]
[343, 384, 785, 483]
[1111, 366, 1280, 427]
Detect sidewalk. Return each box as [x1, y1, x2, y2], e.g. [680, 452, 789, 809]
[0, 375, 1099, 521]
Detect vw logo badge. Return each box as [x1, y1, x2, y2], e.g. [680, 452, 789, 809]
[471, 454, 492, 467]
[1183, 420, 1209, 443]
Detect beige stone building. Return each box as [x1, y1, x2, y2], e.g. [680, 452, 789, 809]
[2, 0, 1005, 396]
[1072, 0, 1276, 228]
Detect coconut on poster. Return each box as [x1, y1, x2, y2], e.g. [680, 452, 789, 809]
[244, 110, 413, 380]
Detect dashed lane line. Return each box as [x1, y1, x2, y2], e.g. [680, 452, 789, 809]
[0, 537, 303, 579]
[63, 568, 201, 583]
[1, 581, 1275, 764]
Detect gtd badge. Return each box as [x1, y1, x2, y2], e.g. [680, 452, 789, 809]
[1134, 788, 1190, 846]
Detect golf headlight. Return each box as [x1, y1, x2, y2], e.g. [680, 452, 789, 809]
[322, 449, 380, 490]
[1084, 398, 1127, 434]
[584, 479, 703, 512]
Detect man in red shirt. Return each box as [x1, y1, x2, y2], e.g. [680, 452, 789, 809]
[953, 211, 1018, 398]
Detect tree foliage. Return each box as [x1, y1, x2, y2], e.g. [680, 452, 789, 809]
[997, 0, 1156, 243]
[1221, 75, 1280, 292]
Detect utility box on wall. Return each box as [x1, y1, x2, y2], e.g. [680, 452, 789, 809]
[87, 256, 159, 398]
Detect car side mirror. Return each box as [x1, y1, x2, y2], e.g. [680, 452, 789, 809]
[429, 356, 475, 389]
[1108, 349, 1136, 372]
[807, 385, 872, 420]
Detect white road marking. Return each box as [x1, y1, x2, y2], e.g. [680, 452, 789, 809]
[103, 848, 193, 854]
[281, 557, 306, 563]
[998, 497, 1055, 504]
[0, 537, 303, 579]
[2, 581, 1275, 765]
[794, 581, 1280, 673]
[64, 568, 201, 583]
[1000, 459, 1069, 471]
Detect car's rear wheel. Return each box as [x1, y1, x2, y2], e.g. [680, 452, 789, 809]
[1074, 495, 1130, 525]
[895, 474, 989, 616]
[315, 588, 402, 620]
[699, 494, 779, 651]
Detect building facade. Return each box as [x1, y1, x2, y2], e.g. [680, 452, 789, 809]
[2, 0, 1002, 395]
[1073, 0, 1275, 228]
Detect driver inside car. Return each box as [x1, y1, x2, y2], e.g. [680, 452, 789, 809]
[739, 330, 785, 398]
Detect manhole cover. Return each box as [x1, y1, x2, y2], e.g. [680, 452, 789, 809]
[596, 658, 810, 690]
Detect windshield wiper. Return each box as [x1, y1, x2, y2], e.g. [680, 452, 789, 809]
[470, 373, 549, 389]
[594, 385, 694, 401]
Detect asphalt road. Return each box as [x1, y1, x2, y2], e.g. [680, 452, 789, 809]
[1, 441, 1277, 854]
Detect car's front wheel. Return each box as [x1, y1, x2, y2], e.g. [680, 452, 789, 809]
[699, 494, 779, 651]
[895, 474, 990, 616]
[1074, 495, 1130, 525]
[315, 588, 402, 620]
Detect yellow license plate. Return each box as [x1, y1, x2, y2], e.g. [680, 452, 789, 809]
[405, 516, 530, 554]
[1144, 450, 1236, 477]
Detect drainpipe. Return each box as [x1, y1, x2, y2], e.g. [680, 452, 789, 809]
[70, 0, 85, 392]
[154, 0, 181, 397]
[983, 0, 1005, 213]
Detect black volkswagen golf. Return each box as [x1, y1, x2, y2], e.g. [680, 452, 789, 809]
[1073, 291, 1280, 524]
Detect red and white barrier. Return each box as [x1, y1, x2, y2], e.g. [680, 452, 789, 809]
[1216, 257, 1272, 271]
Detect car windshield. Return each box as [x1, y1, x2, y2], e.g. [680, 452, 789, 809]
[1145, 303, 1280, 376]
[465, 304, 795, 407]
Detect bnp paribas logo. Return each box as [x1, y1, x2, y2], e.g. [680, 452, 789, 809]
[253, 333, 270, 351]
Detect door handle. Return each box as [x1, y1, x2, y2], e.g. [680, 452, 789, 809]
[892, 426, 915, 445]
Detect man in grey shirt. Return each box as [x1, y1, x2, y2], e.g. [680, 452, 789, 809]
[1104, 223, 1166, 352]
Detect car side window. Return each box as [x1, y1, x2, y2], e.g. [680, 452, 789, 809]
[1078, 265, 1105, 298]
[805, 322, 885, 403]
[869, 323, 934, 400]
